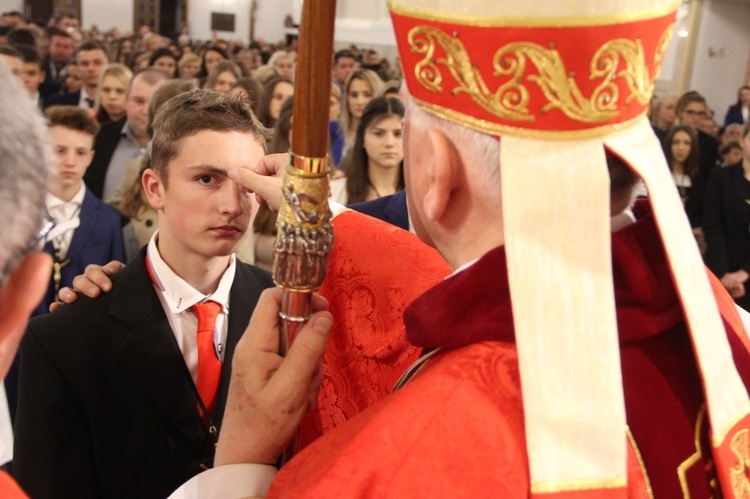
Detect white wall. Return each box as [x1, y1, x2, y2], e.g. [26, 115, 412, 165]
[186, 0, 251, 43]
[688, 0, 750, 121]
[251, 0, 291, 44]
[81, 0, 132, 34]
[0, 0, 21, 15]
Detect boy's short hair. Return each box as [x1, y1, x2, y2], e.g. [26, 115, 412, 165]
[45, 105, 100, 137]
[12, 43, 41, 68]
[676, 90, 707, 115]
[719, 140, 741, 157]
[0, 44, 22, 61]
[150, 89, 270, 185]
[76, 40, 107, 56]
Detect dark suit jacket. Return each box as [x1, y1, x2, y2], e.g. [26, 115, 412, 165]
[697, 129, 719, 182]
[14, 250, 274, 499]
[724, 103, 747, 126]
[349, 190, 409, 231]
[44, 89, 80, 109]
[34, 188, 126, 316]
[39, 58, 63, 99]
[84, 119, 126, 199]
[704, 162, 750, 277]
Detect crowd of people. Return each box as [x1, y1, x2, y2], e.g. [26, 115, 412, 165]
[1, 2, 750, 497]
[649, 89, 750, 310]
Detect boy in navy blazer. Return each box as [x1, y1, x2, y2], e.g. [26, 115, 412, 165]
[35, 105, 125, 316]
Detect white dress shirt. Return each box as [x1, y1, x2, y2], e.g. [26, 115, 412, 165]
[78, 87, 95, 109]
[146, 232, 236, 385]
[45, 184, 85, 260]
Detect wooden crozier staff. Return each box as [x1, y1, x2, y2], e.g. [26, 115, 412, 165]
[273, 0, 337, 462]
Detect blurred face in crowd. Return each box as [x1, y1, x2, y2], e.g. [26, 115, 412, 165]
[655, 95, 676, 130]
[204, 50, 225, 75]
[329, 94, 341, 121]
[723, 146, 742, 166]
[48, 125, 94, 194]
[77, 48, 108, 90]
[348, 78, 373, 120]
[364, 115, 403, 170]
[99, 75, 128, 120]
[671, 130, 692, 165]
[21, 62, 44, 96]
[64, 64, 83, 92]
[126, 74, 164, 140]
[119, 39, 134, 55]
[180, 60, 200, 79]
[274, 55, 294, 78]
[679, 101, 707, 129]
[49, 35, 75, 65]
[212, 70, 238, 93]
[333, 56, 357, 86]
[152, 55, 176, 77]
[269, 80, 294, 121]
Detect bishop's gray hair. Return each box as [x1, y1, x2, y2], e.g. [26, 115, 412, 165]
[0, 64, 50, 280]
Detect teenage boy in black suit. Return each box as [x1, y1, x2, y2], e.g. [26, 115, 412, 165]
[14, 90, 275, 499]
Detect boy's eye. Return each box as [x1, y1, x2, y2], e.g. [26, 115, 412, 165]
[198, 175, 214, 184]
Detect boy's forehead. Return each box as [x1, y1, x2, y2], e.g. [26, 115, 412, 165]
[49, 125, 94, 141]
[165, 129, 264, 164]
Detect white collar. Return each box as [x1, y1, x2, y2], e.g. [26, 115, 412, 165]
[45, 183, 86, 210]
[146, 231, 236, 315]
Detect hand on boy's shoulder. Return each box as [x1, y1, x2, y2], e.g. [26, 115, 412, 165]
[49, 260, 125, 312]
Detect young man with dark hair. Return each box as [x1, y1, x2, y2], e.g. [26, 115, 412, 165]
[332, 48, 358, 88]
[14, 90, 275, 499]
[11, 44, 45, 107]
[40, 27, 75, 98]
[46, 40, 108, 109]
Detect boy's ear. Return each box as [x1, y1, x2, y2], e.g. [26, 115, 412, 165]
[142, 168, 165, 210]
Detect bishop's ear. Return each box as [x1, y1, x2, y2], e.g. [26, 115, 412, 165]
[423, 128, 461, 222]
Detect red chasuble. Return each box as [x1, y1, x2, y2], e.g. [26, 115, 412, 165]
[300, 210, 451, 448]
[271, 208, 750, 497]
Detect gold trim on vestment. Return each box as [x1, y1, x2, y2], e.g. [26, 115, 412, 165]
[626, 426, 654, 499]
[407, 24, 672, 128]
[677, 405, 706, 499]
[411, 95, 649, 140]
[389, 1, 680, 28]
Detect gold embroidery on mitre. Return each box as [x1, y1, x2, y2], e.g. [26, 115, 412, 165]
[729, 428, 750, 496]
[408, 24, 674, 125]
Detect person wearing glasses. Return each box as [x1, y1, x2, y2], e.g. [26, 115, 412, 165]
[676, 91, 719, 182]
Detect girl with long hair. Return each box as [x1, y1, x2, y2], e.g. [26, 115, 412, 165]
[332, 97, 405, 205]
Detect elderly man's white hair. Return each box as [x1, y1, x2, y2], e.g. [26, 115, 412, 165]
[0, 65, 50, 280]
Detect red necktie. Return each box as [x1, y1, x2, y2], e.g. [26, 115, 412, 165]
[191, 301, 222, 414]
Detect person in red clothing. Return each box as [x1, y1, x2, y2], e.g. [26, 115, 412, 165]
[53, 1, 750, 497]
[167, 0, 750, 497]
